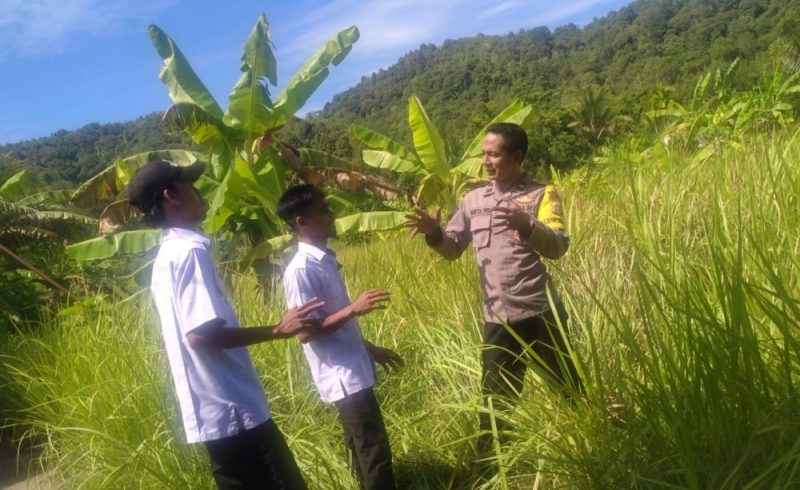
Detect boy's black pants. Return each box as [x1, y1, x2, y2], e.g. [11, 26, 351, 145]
[334, 387, 396, 490]
[204, 419, 307, 490]
[479, 307, 580, 450]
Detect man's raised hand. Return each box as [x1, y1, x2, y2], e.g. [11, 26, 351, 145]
[350, 289, 391, 316]
[404, 207, 442, 239]
[493, 198, 532, 238]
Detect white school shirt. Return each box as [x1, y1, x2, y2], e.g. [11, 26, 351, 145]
[283, 242, 376, 403]
[150, 227, 270, 443]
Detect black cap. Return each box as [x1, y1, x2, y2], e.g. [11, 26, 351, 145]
[127, 160, 205, 214]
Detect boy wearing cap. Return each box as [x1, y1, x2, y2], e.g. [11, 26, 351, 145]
[278, 185, 403, 490]
[128, 160, 322, 490]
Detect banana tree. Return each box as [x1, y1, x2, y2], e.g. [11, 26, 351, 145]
[68, 14, 406, 263]
[0, 170, 96, 304]
[648, 61, 800, 164]
[350, 96, 533, 213]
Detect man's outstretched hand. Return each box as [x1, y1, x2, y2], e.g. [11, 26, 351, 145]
[404, 207, 442, 239]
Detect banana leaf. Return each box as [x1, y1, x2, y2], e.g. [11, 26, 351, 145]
[408, 96, 449, 178]
[334, 211, 407, 235]
[271, 26, 359, 127]
[459, 99, 534, 161]
[0, 170, 42, 201]
[66, 229, 162, 261]
[349, 125, 419, 164]
[16, 190, 72, 206]
[362, 150, 421, 174]
[71, 150, 206, 208]
[298, 148, 358, 171]
[164, 103, 243, 154]
[149, 24, 223, 118]
[224, 14, 278, 136]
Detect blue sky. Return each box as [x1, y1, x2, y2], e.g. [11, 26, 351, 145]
[0, 0, 633, 144]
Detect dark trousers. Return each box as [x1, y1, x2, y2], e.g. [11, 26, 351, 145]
[204, 419, 307, 490]
[334, 387, 396, 490]
[479, 308, 580, 449]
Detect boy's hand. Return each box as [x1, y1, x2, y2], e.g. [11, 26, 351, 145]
[350, 289, 391, 316]
[368, 345, 405, 372]
[276, 298, 325, 338]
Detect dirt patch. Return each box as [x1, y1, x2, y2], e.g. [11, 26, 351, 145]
[0, 434, 53, 490]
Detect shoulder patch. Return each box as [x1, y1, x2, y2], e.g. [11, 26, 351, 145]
[536, 184, 566, 232]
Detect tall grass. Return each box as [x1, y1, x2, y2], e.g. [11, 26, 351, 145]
[1, 130, 799, 488]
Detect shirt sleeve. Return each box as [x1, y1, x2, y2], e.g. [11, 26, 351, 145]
[283, 266, 325, 319]
[426, 201, 473, 260]
[526, 184, 570, 259]
[174, 247, 234, 334]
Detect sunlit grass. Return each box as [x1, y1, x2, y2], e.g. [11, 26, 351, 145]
[1, 129, 799, 488]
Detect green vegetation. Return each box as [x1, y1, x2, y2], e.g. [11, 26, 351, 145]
[2, 0, 800, 488]
[3, 124, 799, 487]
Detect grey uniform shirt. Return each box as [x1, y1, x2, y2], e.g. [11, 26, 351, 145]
[427, 174, 569, 323]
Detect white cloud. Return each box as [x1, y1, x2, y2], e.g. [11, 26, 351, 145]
[478, 1, 524, 20]
[0, 0, 178, 59]
[526, 0, 615, 27]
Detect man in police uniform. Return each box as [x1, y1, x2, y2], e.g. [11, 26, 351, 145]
[405, 122, 579, 449]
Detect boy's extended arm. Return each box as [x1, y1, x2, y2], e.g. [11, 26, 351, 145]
[317, 289, 391, 334]
[186, 298, 325, 350]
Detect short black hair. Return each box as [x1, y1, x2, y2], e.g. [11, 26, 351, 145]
[141, 182, 176, 227]
[127, 160, 205, 228]
[277, 184, 326, 229]
[486, 122, 528, 160]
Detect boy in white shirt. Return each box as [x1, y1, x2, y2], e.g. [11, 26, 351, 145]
[128, 160, 323, 489]
[278, 184, 403, 490]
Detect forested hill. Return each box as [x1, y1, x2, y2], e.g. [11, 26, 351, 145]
[291, 0, 797, 165]
[2, 0, 797, 185]
[0, 113, 191, 187]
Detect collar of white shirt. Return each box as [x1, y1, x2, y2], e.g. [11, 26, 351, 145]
[297, 241, 335, 262]
[162, 227, 211, 248]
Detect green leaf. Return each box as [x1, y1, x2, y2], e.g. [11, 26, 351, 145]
[349, 125, 419, 163]
[204, 166, 243, 233]
[272, 26, 359, 126]
[334, 211, 408, 235]
[451, 157, 484, 179]
[408, 96, 449, 178]
[149, 24, 223, 118]
[164, 103, 243, 154]
[0, 170, 42, 201]
[362, 150, 422, 174]
[224, 14, 278, 136]
[298, 148, 358, 171]
[327, 191, 363, 214]
[66, 230, 162, 261]
[460, 99, 533, 161]
[37, 210, 98, 226]
[71, 150, 206, 208]
[16, 190, 73, 206]
[416, 173, 447, 208]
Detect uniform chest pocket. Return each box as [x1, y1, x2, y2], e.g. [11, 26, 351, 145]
[471, 214, 492, 249]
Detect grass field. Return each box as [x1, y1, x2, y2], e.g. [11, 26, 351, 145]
[2, 129, 799, 489]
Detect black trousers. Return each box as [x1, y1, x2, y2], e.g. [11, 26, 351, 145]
[334, 387, 396, 490]
[479, 308, 580, 448]
[204, 419, 307, 490]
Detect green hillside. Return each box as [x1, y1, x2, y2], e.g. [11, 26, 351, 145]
[2, 0, 797, 184]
